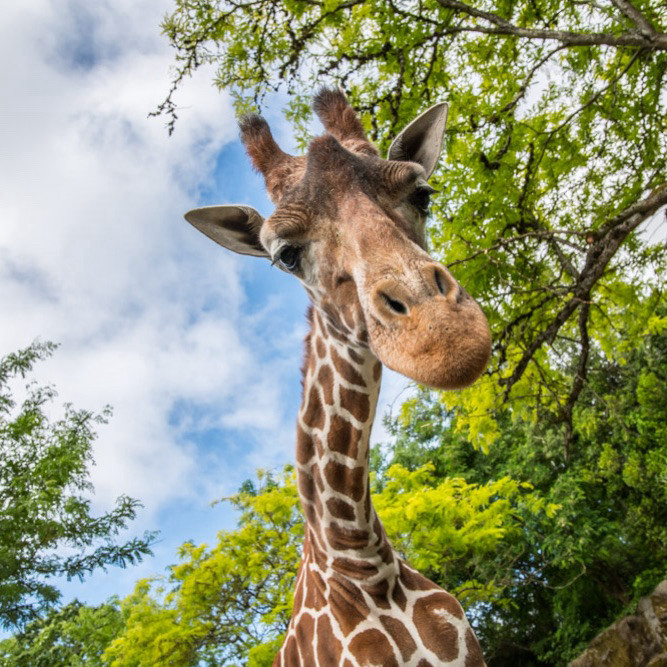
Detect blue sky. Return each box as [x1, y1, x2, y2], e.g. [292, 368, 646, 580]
[0, 0, 412, 610]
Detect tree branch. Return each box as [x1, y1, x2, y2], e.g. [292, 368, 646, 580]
[533, 49, 643, 170]
[432, 0, 667, 50]
[609, 0, 658, 39]
[500, 186, 667, 397]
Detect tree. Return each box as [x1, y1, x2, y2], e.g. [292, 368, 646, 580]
[0, 342, 156, 629]
[105, 465, 554, 666]
[0, 599, 124, 667]
[104, 467, 303, 667]
[157, 0, 666, 449]
[373, 312, 667, 663]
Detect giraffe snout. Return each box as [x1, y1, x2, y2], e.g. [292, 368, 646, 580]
[365, 261, 491, 389]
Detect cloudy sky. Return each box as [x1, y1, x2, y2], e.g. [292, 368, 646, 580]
[0, 0, 411, 606]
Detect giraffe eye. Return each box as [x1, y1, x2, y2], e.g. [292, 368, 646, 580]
[408, 185, 438, 215]
[276, 245, 301, 272]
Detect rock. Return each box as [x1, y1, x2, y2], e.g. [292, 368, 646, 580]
[569, 580, 667, 667]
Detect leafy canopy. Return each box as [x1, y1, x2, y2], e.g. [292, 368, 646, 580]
[159, 0, 666, 449]
[0, 342, 157, 629]
[0, 599, 124, 667]
[104, 467, 302, 667]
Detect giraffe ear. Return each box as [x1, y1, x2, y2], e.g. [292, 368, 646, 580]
[387, 103, 448, 179]
[184, 205, 269, 258]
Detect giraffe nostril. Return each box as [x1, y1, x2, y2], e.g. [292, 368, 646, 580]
[381, 292, 408, 315]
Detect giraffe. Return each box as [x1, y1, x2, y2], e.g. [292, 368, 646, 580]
[185, 89, 491, 666]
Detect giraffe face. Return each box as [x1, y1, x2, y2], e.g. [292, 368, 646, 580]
[259, 134, 490, 389]
[185, 89, 491, 389]
[258, 135, 429, 342]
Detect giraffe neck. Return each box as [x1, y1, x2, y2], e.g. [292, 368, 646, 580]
[291, 307, 411, 650]
[279, 310, 486, 666]
[296, 308, 391, 564]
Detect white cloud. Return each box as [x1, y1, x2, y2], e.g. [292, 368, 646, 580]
[0, 1, 421, 611]
[0, 0, 304, 520]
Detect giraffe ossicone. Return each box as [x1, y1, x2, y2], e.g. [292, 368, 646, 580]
[186, 89, 490, 666]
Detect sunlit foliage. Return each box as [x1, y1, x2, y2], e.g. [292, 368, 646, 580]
[0, 599, 124, 666]
[104, 465, 553, 666]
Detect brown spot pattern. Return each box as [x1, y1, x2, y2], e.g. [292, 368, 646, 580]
[378, 540, 394, 565]
[380, 615, 417, 662]
[348, 348, 364, 365]
[283, 634, 300, 666]
[294, 613, 315, 664]
[295, 428, 314, 464]
[307, 348, 316, 375]
[292, 577, 304, 617]
[373, 360, 382, 381]
[303, 502, 317, 526]
[297, 472, 315, 503]
[313, 464, 325, 493]
[302, 385, 324, 429]
[392, 581, 407, 611]
[427, 589, 463, 620]
[327, 415, 361, 459]
[342, 307, 356, 330]
[400, 561, 442, 593]
[413, 594, 461, 662]
[326, 497, 356, 521]
[317, 364, 334, 405]
[326, 323, 348, 343]
[304, 570, 327, 611]
[324, 460, 365, 501]
[362, 578, 391, 609]
[316, 615, 342, 667]
[316, 336, 326, 358]
[325, 524, 370, 550]
[339, 386, 370, 422]
[312, 545, 328, 572]
[328, 575, 370, 635]
[349, 629, 399, 667]
[332, 556, 379, 579]
[417, 661, 433, 667]
[332, 347, 365, 386]
[465, 627, 485, 666]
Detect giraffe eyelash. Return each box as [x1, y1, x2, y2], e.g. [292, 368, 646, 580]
[408, 184, 438, 214]
[273, 244, 302, 272]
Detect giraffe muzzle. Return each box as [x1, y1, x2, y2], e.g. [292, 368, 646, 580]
[367, 263, 491, 390]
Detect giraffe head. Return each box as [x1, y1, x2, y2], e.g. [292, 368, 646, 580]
[186, 89, 490, 389]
